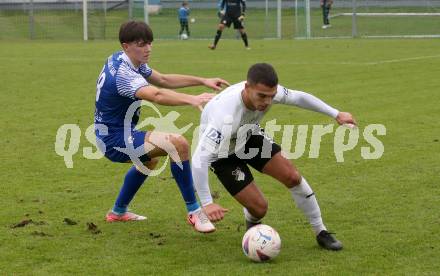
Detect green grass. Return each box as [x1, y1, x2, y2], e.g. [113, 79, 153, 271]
[1, 39, 440, 274]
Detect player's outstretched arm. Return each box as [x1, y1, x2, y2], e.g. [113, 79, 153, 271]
[275, 86, 339, 117]
[275, 86, 357, 126]
[192, 128, 229, 222]
[148, 69, 229, 91]
[135, 85, 215, 109]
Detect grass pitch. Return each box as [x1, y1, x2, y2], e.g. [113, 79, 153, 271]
[0, 38, 439, 274]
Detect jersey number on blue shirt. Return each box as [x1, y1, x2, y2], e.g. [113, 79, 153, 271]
[96, 66, 106, 102]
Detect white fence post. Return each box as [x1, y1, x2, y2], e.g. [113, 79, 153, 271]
[277, 0, 282, 38]
[83, 0, 88, 40]
[144, 0, 149, 24]
[352, 0, 357, 37]
[305, 0, 311, 38]
[29, 0, 35, 39]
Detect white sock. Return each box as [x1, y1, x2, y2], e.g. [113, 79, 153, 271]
[188, 207, 201, 215]
[290, 177, 327, 235]
[243, 207, 261, 223]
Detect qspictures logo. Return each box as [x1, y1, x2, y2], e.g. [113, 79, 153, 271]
[55, 100, 386, 174]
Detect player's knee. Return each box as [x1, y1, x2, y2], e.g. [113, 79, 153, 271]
[170, 135, 189, 156]
[251, 199, 268, 219]
[144, 157, 159, 170]
[285, 170, 302, 188]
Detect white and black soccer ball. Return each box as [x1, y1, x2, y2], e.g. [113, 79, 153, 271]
[242, 224, 281, 262]
[180, 33, 188, 40]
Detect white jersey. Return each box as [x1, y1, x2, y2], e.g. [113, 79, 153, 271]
[192, 81, 339, 206]
[199, 81, 267, 158]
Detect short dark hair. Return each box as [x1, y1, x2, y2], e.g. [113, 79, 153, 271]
[247, 63, 278, 87]
[119, 20, 154, 44]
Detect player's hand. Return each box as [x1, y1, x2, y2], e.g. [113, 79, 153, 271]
[203, 78, 230, 91]
[238, 15, 245, 21]
[336, 112, 357, 128]
[203, 203, 229, 222]
[220, 10, 225, 16]
[192, 92, 216, 111]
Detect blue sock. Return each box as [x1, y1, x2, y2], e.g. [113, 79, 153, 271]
[113, 166, 148, 215]
[170, 160, 200, 213]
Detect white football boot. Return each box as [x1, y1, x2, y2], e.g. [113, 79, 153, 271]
[187, 209, 216, 233]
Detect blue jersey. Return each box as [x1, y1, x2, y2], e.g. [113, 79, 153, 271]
[178, 6, 190, 20]
[94, 51, 152, 130]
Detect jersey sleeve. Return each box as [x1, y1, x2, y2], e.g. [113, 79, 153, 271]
[192, 112, 234, 206]
[273, 84, 339, 118]
[115, 63, 149, 99]
[139, 64, 153, 79]
[192, 137, 216, 206]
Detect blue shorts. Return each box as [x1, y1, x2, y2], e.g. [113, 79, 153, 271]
[96, 129, 151, 163]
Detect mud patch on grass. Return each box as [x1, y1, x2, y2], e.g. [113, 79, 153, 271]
[31, 231, 53, 237]
[211, 191, 220, 199]
[63, 218, 78, 225]
[11, 219, 33, 228]
[149, 232, 165, 245]
[149, 232, 162, 239]
[86, 222, 101, 234]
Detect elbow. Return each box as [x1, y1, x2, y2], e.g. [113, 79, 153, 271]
[151, 89, 163, 103]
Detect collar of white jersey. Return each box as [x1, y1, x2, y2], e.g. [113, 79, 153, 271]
[120, 52, 141, 70]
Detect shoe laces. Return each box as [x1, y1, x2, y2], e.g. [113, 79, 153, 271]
[196, 210, 209, 224]
[321, 231, 337, 241]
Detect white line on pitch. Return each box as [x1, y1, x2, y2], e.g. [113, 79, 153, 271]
[363, 55, 440, 65]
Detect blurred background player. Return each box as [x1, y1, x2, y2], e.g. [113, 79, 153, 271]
[209, 0, 249, 50]
[94, 20, 229, 233]
[192, 63, 357, 250]
[217, 0, 223, 19]
[216, 0, 240, 39]
[178, 1, 190, 38]
[321, 0, 333, 29]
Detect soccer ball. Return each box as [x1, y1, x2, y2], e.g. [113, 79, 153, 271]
[190, 18, 196, 23]
[180, 33, 188, 40]
[242, 224, 281, 262]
